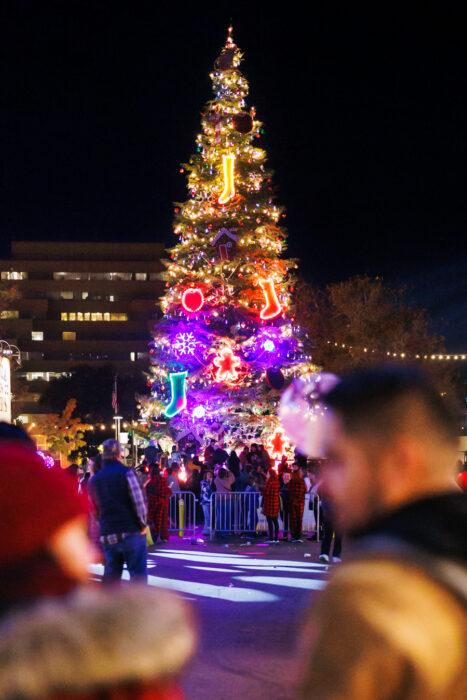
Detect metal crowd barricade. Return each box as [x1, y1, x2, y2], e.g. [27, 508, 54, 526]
[209, 491, 321, 541]
[168, 491, 197, 540]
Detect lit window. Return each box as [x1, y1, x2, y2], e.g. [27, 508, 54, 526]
[1, 271, 27, 280]
[62, 332, 76, 340]
[109, 295, 115, 302]
[110, 313, 128, 321]
[60, 291, 73, 299]
[91, 312, 103, 321]
[61, 312, 67, 321]
[103, 312, 110, 322]
[84, 312, 90, 321]
[135, 273, 147, 281]
[77, 312, 83, 321]
[82, 292, 88, 300]
[31, 331, 43, 341]
[0, 310, 19, 319]
[69, 313, 76, 321]
[130, 352, 136, 361]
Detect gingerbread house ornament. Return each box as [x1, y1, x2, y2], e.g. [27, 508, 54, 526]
[212, 227, 238, 261]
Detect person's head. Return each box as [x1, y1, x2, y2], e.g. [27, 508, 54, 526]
[204, 470, 213, 482]
[150, 462, 160, 477]
[218, 467, 227, 479]
[0, 422, 36, 450]
[320, 365, 459, 535]
[266, 467, 277, 480]
[283, 472, 291, 484]
[102, 438, 121, 463]
[0, 443, 94, 609]
[88, 453, 102, 475]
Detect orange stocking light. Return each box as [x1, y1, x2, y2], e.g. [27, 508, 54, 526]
[218, 154, 236, 204]
[259, 279, 282, 320]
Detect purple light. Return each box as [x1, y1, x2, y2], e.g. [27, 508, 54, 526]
[37, 450, 55, 469]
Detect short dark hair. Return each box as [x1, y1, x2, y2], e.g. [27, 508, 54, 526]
[324, 364, 458, 447]
[0, 422, 35, 450]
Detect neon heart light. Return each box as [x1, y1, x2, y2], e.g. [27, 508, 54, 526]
[164, 371, 188, 418]
[259, 279, 282, 320]
[182, 288, 205, 313]
[218, 154, 236, 205]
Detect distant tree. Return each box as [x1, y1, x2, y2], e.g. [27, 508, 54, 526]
[42, 398, 91, 460]
[295, 275, 447, 375]
[40, 364, 147, 423]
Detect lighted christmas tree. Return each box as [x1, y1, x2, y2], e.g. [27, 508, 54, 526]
[142, 28, 315, 454]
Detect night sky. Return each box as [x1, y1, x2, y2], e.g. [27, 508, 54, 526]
[1, 2, 466, 346]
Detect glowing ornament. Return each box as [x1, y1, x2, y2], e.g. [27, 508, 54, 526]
[263, 340, 275, 352]
[259, 279, 282, 320]
[266, 428, 290, 461]
[164, 371, 188, 418]
[173, 332, 198, 357]
[193, 406, 206, 419]
[182, 288, 205, 313]
[212, 227, 238, 261]
[37, 450, 55, 469]
[218, 154, 236, 205]
[213, 347, 242, 383]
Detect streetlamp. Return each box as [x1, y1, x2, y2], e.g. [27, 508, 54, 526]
[113, 415, 123, 443]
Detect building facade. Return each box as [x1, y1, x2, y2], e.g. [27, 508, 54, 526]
[0, 241, 166, 418]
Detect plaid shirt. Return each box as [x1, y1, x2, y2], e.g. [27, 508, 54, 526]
[262, 476, 280, 517]
[146, 474, 171, 518]
[127, 468, 148, 529]
[287, 477, 306, 504]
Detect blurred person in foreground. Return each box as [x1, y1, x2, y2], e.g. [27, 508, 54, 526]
[292, 366, 467, 699]
[0, 434, 195, 700]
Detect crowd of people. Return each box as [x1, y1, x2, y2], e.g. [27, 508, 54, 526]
[0, 364, 465, 699]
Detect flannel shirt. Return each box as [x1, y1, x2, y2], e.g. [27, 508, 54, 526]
[262, 476, 280, 517]
[127, 468, 148, 529]
[288, 477, 307, 504]
[146, 475, 171, 519]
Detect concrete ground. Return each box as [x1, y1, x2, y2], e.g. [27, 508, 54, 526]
[147, 533, 334, 700]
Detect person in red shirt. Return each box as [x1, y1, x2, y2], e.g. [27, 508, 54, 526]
[145, 463, 172, 543]
[262, 468, 281, 543]
[288, 465, 307, 542]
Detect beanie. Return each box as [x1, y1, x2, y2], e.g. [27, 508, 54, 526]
[0, 443, 87, 566]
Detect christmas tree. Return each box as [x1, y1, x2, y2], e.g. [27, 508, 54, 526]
[142, 28, 315, 456]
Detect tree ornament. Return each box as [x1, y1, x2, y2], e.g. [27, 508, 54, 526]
[164, 371, 188, 418]
[259, 279, 282, 320]
[173, 332, 199, 357]
[213, 347, 242, 383]
[266, 427, 290, 461]
[232, 112, 253, 134]
[218, 154, 236, 205]
[212, 228, 238, 261]
[182, 287, 205, 313]
[266, 367, 285, 390]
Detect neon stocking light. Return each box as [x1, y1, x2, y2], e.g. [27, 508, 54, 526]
[218, 154, 236, 205]
[164, 371, 188, 418]
[259, 279, 282, 320]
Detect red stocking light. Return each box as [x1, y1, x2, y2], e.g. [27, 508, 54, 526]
[182, 287, 205, 313]
[213, 347, 242, 383]
[259, 279, 282, 320]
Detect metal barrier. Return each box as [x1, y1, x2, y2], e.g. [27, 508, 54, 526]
[168, 491, 197, 540]
[208, 492, 321, 540]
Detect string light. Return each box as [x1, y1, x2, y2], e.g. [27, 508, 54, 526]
[326, 340, 467, 361]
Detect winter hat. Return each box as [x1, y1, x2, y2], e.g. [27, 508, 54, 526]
[0, 442, 87, 567]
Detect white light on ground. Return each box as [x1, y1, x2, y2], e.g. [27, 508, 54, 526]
[234, 576, 326, 591]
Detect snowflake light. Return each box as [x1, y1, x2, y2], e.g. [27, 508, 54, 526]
[173, 332, 199, 357]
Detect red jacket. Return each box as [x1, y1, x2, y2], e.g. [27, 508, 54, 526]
[288, 476, 306, 504]
[263, 475, 280, 517]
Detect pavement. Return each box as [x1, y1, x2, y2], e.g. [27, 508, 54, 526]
[90, 531, 337, 699]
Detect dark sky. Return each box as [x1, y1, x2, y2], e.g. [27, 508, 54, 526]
[1, 2, 466, 346]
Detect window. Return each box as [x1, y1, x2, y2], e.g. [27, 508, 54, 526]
[149, 272, 163, 280]
[135, 273, 147, 281]
[60, 291, 73, 299]
[110, 313, 128, 321]
[103, 312, 110, 322]
[61, 312, 67, 321]
[62, 332, 76, 341]
[77, 312, 83, 321]
[69, 312, 76, 321]
[84, 312, 90, 321]
[82, 292, 88, 300]
[130, 352, 136, 361]
[61, 311, 128, 321]
[1, 271, 27, 280]
[91, 312, 103, 321]
[109, 295, 115, 302]
[31, 331, 43, 341]
[0, 310, 19, 319]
